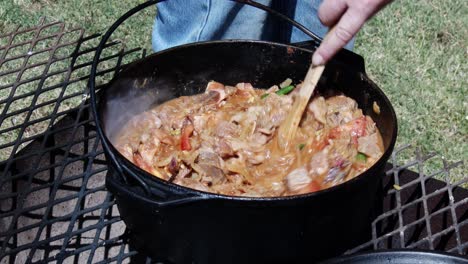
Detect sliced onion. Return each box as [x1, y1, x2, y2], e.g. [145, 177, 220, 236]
[154, 155, 173, 167]
[279, 78, 292, 88]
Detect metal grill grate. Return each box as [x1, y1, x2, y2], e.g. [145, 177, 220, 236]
[347, 145, 467, 255]
[0, 20, 466, 264]
[0, 19, 144, 263]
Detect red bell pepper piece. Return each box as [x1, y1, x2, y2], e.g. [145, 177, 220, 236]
[180, 122, 194, 151]
[350, 116, 367, 144]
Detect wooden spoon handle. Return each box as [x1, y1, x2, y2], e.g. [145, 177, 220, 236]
[277, 64, 325, 150]
[276, 26, 339, 151]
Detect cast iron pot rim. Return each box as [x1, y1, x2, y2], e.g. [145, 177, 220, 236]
[99, 39, 398, 202]
[320, 249, 468, 263]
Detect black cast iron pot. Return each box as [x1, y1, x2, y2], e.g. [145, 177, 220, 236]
[89, 1, 398, 263]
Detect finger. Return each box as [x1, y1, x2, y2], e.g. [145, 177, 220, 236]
[318, 0, 347, 27]
[312, 8, 367, 66]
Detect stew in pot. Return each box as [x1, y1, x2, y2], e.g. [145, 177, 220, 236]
[114, 80, 383, 197]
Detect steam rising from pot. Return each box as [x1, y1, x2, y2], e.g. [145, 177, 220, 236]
[103, 76, 176, 141]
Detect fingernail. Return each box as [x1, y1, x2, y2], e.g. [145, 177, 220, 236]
[312, 53, 324, 66]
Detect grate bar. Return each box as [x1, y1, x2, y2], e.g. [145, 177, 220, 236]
[445, 159, 464, 255]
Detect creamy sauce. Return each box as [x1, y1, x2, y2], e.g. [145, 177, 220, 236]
[114, 81, 384, 197]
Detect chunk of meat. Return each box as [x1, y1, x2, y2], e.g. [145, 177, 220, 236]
[235, 82, 256, 97]
[308, 96, 327, 124]
[118, 144, 134, 161]
[137, 142, 156, 165]
[256, 127, 275, 135]
[326, 95, 358, 113]
[224, 85, 237, 95]
[257, 93, 292, 129]
[198, 91, 226, 109]
[230, 112, 246, 124]
[326, 95, 359, 126]
[195, 150, 226, 184]
[246, 106, 265, 120]
[242, 148, 267, 165]
[191, 114, 207, 134]
[324, 163, 351, 184]
[215, 139, 235, 158]
[215, 121, 239, 138]
[250, 132, 270, 146]
[229, 139, 249, 152]
[350, 116, 367, 139]
[197, 150, 221, 167]
[206, 81, 225, 91]
[285, 167, 311, 192]
[330, 116, 367, 144]
[358, 133, 383, 158]
[154, 154, 176, 167]
[175, 166, 191, 179]
[153, 129, 175, 145]
[309, 148, 330, 176]
[365, 116, 377, 135]
[224, 156, 253, 183]
[179, 150, 199, 165]
[133, 152, 153, 173]
[331, 137, 357, 162]
[148, 111, 163, 128]
[191, 83, 229, 109]
[132, 111, 163, 130]
[207, 89, 227, 105]
[156, 104, 188, 129]
[198, 165, 225, 185]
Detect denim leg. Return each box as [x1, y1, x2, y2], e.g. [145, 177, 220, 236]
[152, 0, 273, 52]
[152, 0, 210, 52]
[152, 0, 354, 52]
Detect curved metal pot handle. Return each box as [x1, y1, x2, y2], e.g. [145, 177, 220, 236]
[90, 0, 323, 200]
[106, 168, 209, 209]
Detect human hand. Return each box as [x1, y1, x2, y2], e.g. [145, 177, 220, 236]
[312, 0, 393, 66]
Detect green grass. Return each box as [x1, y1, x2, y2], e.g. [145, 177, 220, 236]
[0, 0, 154, 51]
[355, 0, 467, 176]
[0, 0, 154, 159]
[0, 0, 466, 180]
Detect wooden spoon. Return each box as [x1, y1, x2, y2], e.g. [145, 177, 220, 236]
[277, 64, 325, 150]
[277, 27, 335, 151]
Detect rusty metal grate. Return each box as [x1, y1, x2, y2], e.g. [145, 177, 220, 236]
[0, 20, 466, 263]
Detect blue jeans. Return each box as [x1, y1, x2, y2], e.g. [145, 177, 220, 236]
[152, 0, 354, 52]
